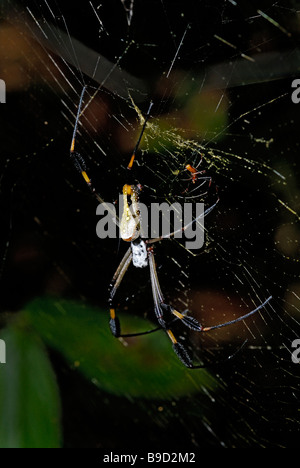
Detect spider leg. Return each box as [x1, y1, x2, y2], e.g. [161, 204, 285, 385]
[108, 247, 132, 336]
[184, 339, 249, 370]
[148, 246, 167, 328]
[148, 246, 202, 367]
[148, 246, 272, 367]
[148, 245, 203, 336]
[109, 245, 168, 338]
[173, 297, 272, 367]
[70, 86, 120, 225]
[200, 296, 272, 332]
[127, 100, 153, 170]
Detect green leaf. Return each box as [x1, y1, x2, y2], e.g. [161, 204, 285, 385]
[24, 297, 219, 399]
[0, 326, 61, 448]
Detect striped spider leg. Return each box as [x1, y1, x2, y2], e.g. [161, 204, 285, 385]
[70, 86, 272, 368]
[107, 184, 271, 368]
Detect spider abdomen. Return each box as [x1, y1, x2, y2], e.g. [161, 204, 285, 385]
[131, 238, 148, 268]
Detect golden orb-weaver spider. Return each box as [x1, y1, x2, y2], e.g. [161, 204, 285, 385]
[70, 86, 271, 368]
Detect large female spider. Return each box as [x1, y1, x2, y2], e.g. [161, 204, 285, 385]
[70, 86, 271, 368]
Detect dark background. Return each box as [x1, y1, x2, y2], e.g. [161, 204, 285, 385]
[0, 0, 300, 448]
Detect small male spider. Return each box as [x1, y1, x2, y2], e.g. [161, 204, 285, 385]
[70, 86, 271, 368]
[185, 163, 203, 184]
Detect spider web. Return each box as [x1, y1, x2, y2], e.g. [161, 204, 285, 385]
[1, 0, 300, 449]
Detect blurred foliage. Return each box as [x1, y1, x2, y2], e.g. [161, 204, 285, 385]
[0, 324, 61, 448]
[0, 296, 218, 447]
